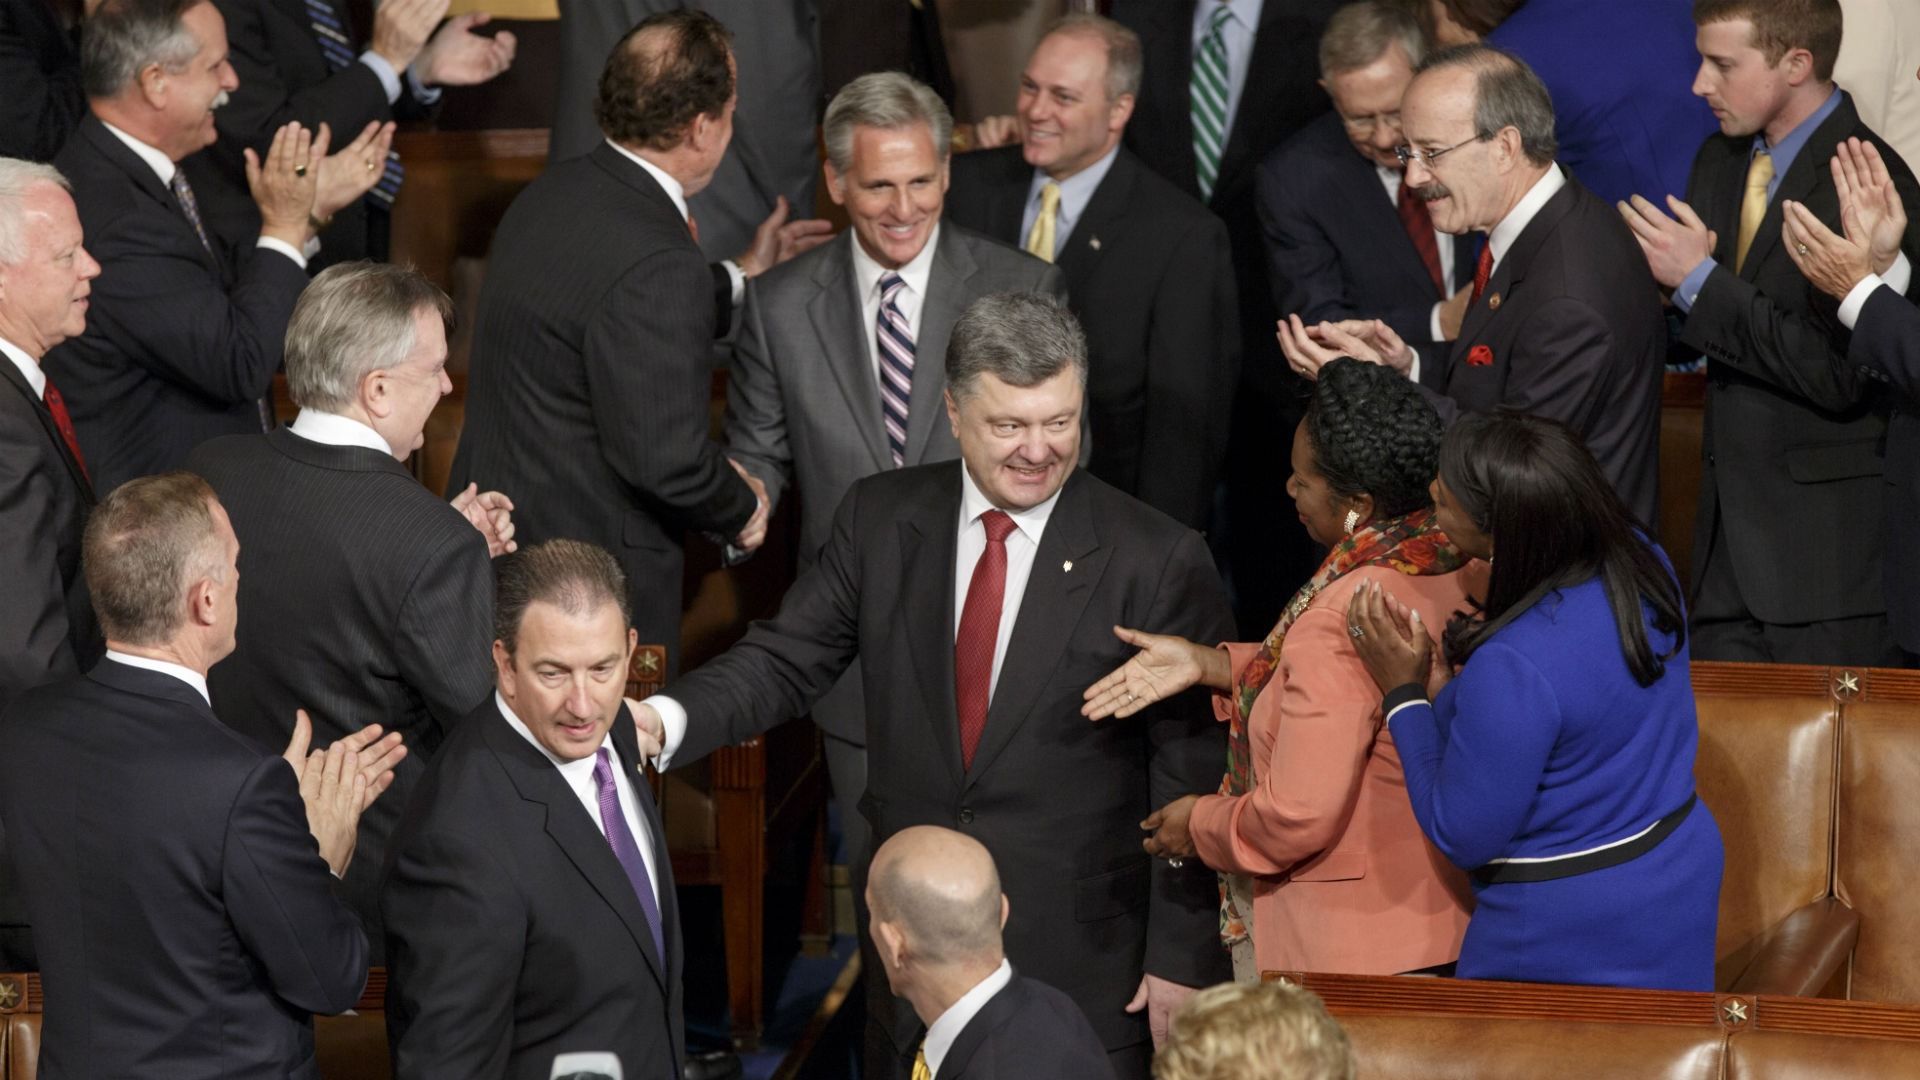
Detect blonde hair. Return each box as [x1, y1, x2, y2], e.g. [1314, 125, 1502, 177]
[1153, 982, 1357, 1080]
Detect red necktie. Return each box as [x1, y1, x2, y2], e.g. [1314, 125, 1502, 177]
[686, 212, 699, 245]
[954, 510, 1017, 770]
[1468, 244, 1494, 308]
[42, 377, 89, 484]
[1396, 179, 1445, 295]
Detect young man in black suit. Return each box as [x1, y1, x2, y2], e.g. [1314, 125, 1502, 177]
[1280, 45, 1666, 529]
[383, 540, 685, 1079]
[946, 14, 1237, 533]
[636, 294, 1234, 1080]
[868, 826, 1113, 1080]
[188, 262, 513, 959]
[0, 471, 401, 1078]
[1620, 0, 1920, 665]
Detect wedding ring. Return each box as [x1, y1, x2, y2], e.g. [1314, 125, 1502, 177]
[1796, 243, 1809, 255]
[293, 164, 307, 177]
[1125, 691, 1136, 703]
[365, 159, 377, 172]
[1348, 623, 1366, 639]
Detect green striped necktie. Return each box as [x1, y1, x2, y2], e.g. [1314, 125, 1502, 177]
[1191, 2, 1234, 201]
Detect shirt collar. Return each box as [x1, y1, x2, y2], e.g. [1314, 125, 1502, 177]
[100, 120, 176, 186]
[605, 138, 690, 223]
[495, 691, 612, 778]
[105, 649, 210, 706]
[958, 456, 1063, 545]
[851, 223, 942, 306]
[923, 959, 1013, 1076]
[289, 408, 396, 457]
[1194, 0, 1261, 35]
[1754, 86, 1843, 177]
[0, 337, 45, 399]
[1027, 142, 1120, 224]
[1488, 164, 1566, 265]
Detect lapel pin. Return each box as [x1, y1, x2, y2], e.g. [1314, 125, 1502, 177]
[1088, 237, 1101, 251]
[1487, 292, 1502, 310]
[1062, 560, 1074, 573]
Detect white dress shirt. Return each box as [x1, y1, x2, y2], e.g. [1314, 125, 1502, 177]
[1019, 145, 1121, 259]
[1190, 0, 1265, 147]
[496, 692, 662, 908]
[105, 649, 210, 706]
[0, 336, 46, 399]
[922, 959, 1014, 1077]
[851, 224, 941, 386]
[605, 139, 745, 307]
[288, 408, 394, 456]
[954, 463, 1061, 700]
[101, 121, 310, 270]
[1486, 164, 1567, 277]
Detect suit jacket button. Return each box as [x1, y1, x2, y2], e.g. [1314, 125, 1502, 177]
[958, 808, 975, 825]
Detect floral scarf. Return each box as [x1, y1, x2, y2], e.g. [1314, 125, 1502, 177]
[1217, 508, 1464, 949]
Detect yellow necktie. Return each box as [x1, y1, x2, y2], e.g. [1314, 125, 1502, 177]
[1025, 181, 1061, 263]
[912, 1044, 933, 1080]
[1735, 149, 1773, 273]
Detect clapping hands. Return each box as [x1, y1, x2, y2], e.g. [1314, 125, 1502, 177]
[281, 709, 407, 876]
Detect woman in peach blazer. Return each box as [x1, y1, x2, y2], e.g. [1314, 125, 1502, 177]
[1086, 359, 1478, 980]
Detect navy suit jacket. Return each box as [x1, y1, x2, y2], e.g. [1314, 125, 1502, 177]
[933, 971, 1114, 1080]
[1850, 285, 1920, 651]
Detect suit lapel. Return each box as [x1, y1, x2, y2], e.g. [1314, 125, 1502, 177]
[964, 473, 1105, 783]
[1454, 174, 1578, 358]
[1217, 1, 1287, 198]
[907, 231, 976, 464]
[1739, 95, 1856, 283]
[0, 359, 92, 502]
[807, 235, 892, 473]
[78, 118, 221, 276]
[1144, 0, 1201, 196]
[899, 467, 965, 787]
[933, 974, 1022, 1080]
[1055, 150, 1134, 278]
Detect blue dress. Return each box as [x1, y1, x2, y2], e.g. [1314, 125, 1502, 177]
[1387, 572, 1724, 991]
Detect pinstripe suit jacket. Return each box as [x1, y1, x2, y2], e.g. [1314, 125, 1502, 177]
[188, 427, 495, 960]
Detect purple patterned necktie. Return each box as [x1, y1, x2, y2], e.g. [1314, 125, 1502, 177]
[877, 271, 915, 467]
[593, 747, 666, 964]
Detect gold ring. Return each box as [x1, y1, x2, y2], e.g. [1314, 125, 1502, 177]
[293, 164, 307, 177]
[1796, 243, 1809, 255]
[365, 160, 377, 172]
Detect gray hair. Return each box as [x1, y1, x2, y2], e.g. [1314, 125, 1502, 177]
[944, 292, 1088, 401]
[823, 72, 953, 174]
[284, 262, 454, 412]
[83, 471, 225, 646]
[82, 0, 205, 100]
[0, 159, 70, 265]
[494, 539, 631, 657]
[1319, 1, 1425, 78]
[1417, 44, 1557, 166]
[1043, 14, 1144, 100]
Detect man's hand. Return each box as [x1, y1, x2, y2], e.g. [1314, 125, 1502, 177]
[1438, 283, 1473, 340]
[1782, 200, 1876, 300]
[970, 114, 1020, 149]
[450, 482, 517, 557]
[730, 459, 771, 554]
[282, 709, 407, 814]
[1833, 137, 1907, 275]
[245, 122, 323, 248]
[628, 698, 665, 759]
[1083, 626, 1220, 720]
[1125, 973, 1199, 1049]
[414, 12, 517, 88]
[1314, 318, 1414, 374]
[1619, 194, 1717, 289]
[736, 196, 836, 278]
[370, 0, 447, 73]
[298, 736, 366, 877]
[313, 120, 396, 220]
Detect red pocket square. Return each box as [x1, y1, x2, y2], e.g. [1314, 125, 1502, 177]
[1467, 344, 1495, 367]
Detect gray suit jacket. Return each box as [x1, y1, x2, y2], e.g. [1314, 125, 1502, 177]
[725, 224, 1064, 740]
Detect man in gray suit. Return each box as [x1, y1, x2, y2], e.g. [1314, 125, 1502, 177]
[725, 72, 1064, 870]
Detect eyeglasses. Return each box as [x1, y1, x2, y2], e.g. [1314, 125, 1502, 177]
[1394, 133, 1490, 169]
[1340, 111, 1402, 136]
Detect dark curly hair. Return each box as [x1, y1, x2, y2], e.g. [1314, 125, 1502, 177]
[1304, 358, 1443, 519]
[594, 10, 734, 152]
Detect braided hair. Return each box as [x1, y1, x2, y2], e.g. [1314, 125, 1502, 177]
[1303, 358, 1444, 519]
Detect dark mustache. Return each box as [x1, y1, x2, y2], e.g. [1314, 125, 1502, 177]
[1417, 183, 1451, 202]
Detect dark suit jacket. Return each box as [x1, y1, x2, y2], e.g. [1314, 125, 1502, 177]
[945, 146, 1239, 529]
[383, 699, 685, 1080]
[46, 116, 308, 491]
[1680, 91, 1920, 624]
[448, 142, 758, 677]
[933, 971, 1115, 1080]
[188, 427, 495, 958]
[1846, 285, 1920, 651]
[0, 0, 83, 161]
[669, 463, 1234, 1053]
[0, 659, 367, 1079]
[1112, 0, 1338, 390]
[1257, 111, 1477, 348]
[1420, 172, 1665, 528]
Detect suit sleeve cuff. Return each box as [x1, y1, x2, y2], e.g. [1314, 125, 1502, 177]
[255, 236, 309, 270]
[1673, 257, 1716, 312]
[1429, 301, 1445, 344]
[650, 693, 690, 771]
[1381, 682, 1429, 725]
[1838, 273, 1889, 330]
[358, 52, 403, 105]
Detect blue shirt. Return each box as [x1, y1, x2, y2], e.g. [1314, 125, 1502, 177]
[1018, 144, 1121, 259]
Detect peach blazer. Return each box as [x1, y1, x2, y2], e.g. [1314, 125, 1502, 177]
[1189, 562, 1483, 976]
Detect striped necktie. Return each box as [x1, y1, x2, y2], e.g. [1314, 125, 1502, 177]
[876, 272, 915, 467]
[169, 171, 214, 257]
[1190, 2, 1233, 201]
[305, 0, 405, 206]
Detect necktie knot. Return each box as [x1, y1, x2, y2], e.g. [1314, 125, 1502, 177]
[1026, 181, 1063, 262]
[1207, 1, 1233, 34]
[1038, 180, 1061, 213]
[880, 271, 907, 305]
[593, 746, 616, 789]
[980, 509, 1016, 544]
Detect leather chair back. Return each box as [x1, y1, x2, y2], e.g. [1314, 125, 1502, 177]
[1834, 692, 1920, 1004]
[1341, 1015, 1726, 1079]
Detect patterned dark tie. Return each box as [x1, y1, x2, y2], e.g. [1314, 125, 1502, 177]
[169, 171, 213, 257]
[593, 748, 667, 964]
[876, 272, 915, 467]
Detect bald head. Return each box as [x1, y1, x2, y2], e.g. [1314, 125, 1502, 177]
[868, 827, 1004, 968]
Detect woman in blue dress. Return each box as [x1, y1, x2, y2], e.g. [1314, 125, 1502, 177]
[1346, 413, 1723, 991]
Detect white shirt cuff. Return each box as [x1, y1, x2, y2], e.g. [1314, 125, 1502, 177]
[648, 693, 690, 771]
[1838, 273, 1887, 331]
[1881, 250, 1912, 297]
[1429, 301, 1446, 343]
[357, 52, 402, 105]
[255, 236, 308, 270]
[723, 259, 746, 307]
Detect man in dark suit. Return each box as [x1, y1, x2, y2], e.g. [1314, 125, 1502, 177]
[727, 70, 1061, 875]
[641, 294, 1234, 1080]
[867, 826, 1113, 1080]
[946, 14, 1237, 531]
[383, 540, 685, 1079]
[1620, 0, 1920, 664]
[44, 0, 384, 491]
[1281, 45, 1665, 529]
[0, 0, 86, 161]
[0, 159, 103, 970]
[1259, 2, 1476, 370]
[0, 471, 398, 1078]
[449, 9, 764, 679]
[188, 262, 511, 959]
[198, 0, 516, 264]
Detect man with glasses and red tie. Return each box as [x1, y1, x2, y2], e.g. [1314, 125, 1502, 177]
[1278, 44, 1665, 529]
